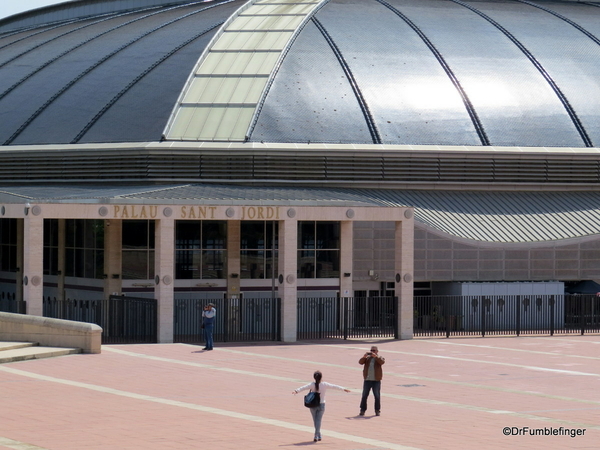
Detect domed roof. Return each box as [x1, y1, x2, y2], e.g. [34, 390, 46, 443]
[1, 0, 600, 147]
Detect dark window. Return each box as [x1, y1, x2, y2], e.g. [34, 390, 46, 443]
[0, 219, 17, 272]
[240, 221, 278, 279]
[175, 221, 227, 279]
[122, 221, 154, 280]
[43, 219, 59, 275]
[298, 222, 340, 278]
[65, 219, 104, 279]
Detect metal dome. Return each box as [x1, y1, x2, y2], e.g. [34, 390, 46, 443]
[2, 0, 600, 147]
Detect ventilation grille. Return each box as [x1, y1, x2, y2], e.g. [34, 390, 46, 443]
[1, 149, 599, 185]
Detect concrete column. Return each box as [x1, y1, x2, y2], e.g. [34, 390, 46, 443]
[155, 218, 175, 343]
[395, 216, 414, 339]
[104, 219, 122, 299]
[227, 220, 241, 298]
[23, 214, 44, 316]
[57, 219, 66, 302]
[339, 221, 353, 297]
[278, 217, 297, 342]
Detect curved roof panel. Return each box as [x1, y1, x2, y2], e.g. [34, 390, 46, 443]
[1, 0, 600, 147]
[164, 0, 326, 142]
[3, 183, 600, 243]
[0, 0, 246, 145]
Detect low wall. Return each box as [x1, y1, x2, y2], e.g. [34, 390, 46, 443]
[0, 312, 102, 354]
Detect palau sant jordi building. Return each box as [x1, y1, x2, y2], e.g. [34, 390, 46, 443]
[1, 0, 600, 343]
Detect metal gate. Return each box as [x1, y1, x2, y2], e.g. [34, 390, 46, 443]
[414, 294, 600, 337]
[174, 297, 281, 343]
[0, 292, 26, 314]
[43, 295, 157, 344]
[297, 296, 398, 340]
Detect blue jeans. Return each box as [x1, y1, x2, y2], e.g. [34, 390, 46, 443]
[360, 380, 381, 412]
[203, 323, 214, 349]
[309, 403, 325, 439]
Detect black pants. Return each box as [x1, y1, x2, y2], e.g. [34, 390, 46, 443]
[360, 380, 381, 412]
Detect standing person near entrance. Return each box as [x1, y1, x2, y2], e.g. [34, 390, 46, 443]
[293, 371, 350, 442]
[202, 303, 216, 350]
[359, 345, 385, 416]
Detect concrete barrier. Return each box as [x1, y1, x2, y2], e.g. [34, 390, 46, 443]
[0, 312, 102, 354]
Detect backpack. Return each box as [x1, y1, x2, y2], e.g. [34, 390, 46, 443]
[304, 391, 321, 408]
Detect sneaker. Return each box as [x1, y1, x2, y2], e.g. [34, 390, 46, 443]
[359, 410, 365, 416]
[375, 410, 380, 416]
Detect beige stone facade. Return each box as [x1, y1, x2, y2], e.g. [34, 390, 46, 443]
[1, 202, 414, 343]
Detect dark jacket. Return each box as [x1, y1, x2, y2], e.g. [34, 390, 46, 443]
[359, 354, 385, 381]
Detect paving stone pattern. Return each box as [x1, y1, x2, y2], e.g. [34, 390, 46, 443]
[1, 336, 599, 449]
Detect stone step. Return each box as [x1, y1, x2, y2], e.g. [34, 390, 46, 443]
[0, 341, 39, 351]
[0, 343, 81, 364]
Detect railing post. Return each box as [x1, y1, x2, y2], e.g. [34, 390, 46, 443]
[343, 297, 349, 340]
[445, 303, 450, 339]
[516, 295, 521, 337]
[481, 296, 486, 337]
[581, 296, 586, 336]
[393, 296, 399, 339]
[549, 295, 555, 336]
[318, 299, 324, 340]
[278, 298, 282, 341]
[224, 297, 230, 343]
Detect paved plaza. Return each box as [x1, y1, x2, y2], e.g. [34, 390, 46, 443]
[1, 335, 599, 450]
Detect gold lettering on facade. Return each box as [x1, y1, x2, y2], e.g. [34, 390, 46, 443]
[113, 205, 159, 219]
[180, 206, 219, 219]
[241, 206, 279, 220]
[112, 205, 279, 220]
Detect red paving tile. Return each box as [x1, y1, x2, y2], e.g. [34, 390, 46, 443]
[1, 335, 599, 449]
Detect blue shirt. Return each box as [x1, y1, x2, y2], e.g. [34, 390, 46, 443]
[202, 307, 216, 325]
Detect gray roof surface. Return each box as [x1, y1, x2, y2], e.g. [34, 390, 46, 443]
[2, 183, 600, 243]
[2, 0, 600, 147]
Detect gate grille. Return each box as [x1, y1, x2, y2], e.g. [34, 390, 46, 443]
[414, 294, 600, 337]
[43, 295, 157, 344]
[174, 297, 281, 343]
[297, 296, 398, 340]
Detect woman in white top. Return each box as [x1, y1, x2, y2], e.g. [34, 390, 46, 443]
[292, 370, 350, 442]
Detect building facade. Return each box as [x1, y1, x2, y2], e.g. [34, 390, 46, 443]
[2, 0, 600, 341]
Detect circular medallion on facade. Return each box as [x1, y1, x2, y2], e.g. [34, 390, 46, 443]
[403, 273, 413, 283]
[155, 275, 160, 285]
[286, 274, 296, 284]
[162, 275, 173, 285]
[163, 207, 173, 217]
[278, 274, 284, 284]
[98, 206, 108, 217]
[395, 273, 401, 283]
[404, 209, 413, 219]
[225, 207, 235, 218]
[346, 209, 355, 219]
[31, 205, 42, 216]
[31, 276, 41, 286]
[1, 206, 4, 216]
[23, 276, 28, 286]
[287, 208, 296, 218]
